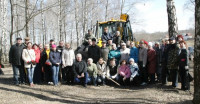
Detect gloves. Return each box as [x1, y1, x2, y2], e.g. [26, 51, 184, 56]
[31, 60, 36, 65]
[185, 66, 189, 69]
[130, 77, 133, 82]
[111, 76, 115, 79]
[143, 65, 145, 68]
[27, 61, 31, 64]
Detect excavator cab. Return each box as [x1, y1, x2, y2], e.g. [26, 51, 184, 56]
[95, 14, 135, 47]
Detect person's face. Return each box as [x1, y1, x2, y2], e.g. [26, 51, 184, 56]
[139, 43, 144, 47]
[45, 45, 49, 50]
[59, 41, 64, 46]
[33, 45, 38, 49]
[102, 43, 106, 47]
[165, 40, 169, 44]
[131, 42, 135, 48]
[129, 61, 134, 65]
[92, 41, 96, 45]
[65, 44, 70, 49]
[126, 41, 130, 45]
[155, 44, 159, 47]
[52, 47, 56, 51]
[25, 40, 29, 44]
[104, 28, 108, 33]
[88, 40, 92, 45]
[88, 31, 92, 35]
[99, 59, 103, 64]
[76, 56, 82, 62]
[122, 45, 126, 49]
[162, 41, 165, 44]
[178, 37, 183, 42]
[170, 40, 175, 44]
[39, 44, 43, 49]
[27, 43, 32, 49]
[50, 41, 55, 45]
[87, 60, 92, 65]
[108, 40, 112, 45]
[180, 43, 185, 48]
[112, 45, 116, 50]
[122, 61, 126, 65]
[110, 60, 115, 66]
[17, 39, 22, 44]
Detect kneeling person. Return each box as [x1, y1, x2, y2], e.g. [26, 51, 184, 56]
[87, 58, 98, 86]
[73, 54, 88, 87]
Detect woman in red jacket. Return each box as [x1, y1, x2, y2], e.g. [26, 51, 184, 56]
[32, 44, 41, 84]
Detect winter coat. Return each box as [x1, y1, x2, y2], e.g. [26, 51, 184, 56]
[22, 49, 36, 68]
[101, 32, 113, 42]
[129, 63, 139, 78]
[87, 63, 98, 77]
[154, 47, 162, 67]
[96, 61, 107, 76]
[100, 47, 109, 62]
[57, 46, 64, 56]
[138, 47, 147, 66]
[161, 44, 169, 64]
[120, 48, 130, 62]
[118, 65, 131, 78]
[34, 48, 41, 63]
[49, 50, 61, 66]
[72, 60, 87, 77]
[77, 44, 90, 61]
[178, 48, 189, 67]
[108, 49, 121, 64]
[147, 48, 156, 74]
[167, 44, 179, 70]
[106, 64, 118, 78]
[88, 45, 101, 63]
[40, 49, 50, 66]
[62, 48, 75, 68]
[113, 35, 121, 47]
[130, 47, 139, 63]
[9, 43, 25, 65]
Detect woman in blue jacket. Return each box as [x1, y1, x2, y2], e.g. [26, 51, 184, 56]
[49, 44, 61, 86]
[130, 42, 139, 63]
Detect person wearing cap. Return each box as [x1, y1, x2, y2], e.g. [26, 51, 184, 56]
[101, 27, 113, 43]
[62, 43, 75, 84]
[100, 40, 109, 62]
[138, 40, 148, 86]
[129, 58, 140, 85]
[23, 37, 30, 48]
[88, 38, 101, 63]
[84, 29, 95, 44]
[130, 41, 139, 63]
[9, 37, 26, 85]
[22, 42, 36, 87]
[153, 42, 162, 82]
[167, 37, 179, 87]
[120, 43, 130, 63]
[147, 42, 156, 84]
[87, 58, 98, 86]
[49, 44, 61, 86]
[40, 44, 52, 84]
[108, 43, 121, 65]
[113, 31, 121, 48]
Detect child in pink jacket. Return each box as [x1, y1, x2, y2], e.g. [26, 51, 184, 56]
[118, 60, 131, 85]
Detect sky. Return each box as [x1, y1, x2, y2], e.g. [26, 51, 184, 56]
[130, 0, 194, 33]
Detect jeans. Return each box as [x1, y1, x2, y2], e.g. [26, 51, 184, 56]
[12, 65, 25, 84]
[27, 67, 35, 84]
[97, 75, 106, 85]
[74, 72, 88, 85]
[88, 76, 97, 85]
[170, 69, 178, 87]
[52, 65, 60, 85]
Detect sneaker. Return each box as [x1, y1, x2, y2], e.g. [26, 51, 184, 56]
[140, 82, 147, 86]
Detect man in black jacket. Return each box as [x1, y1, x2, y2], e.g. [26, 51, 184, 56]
[9, 37, 25, 85]
[73, 54, 88, 87]
[88, 38, 101, 63]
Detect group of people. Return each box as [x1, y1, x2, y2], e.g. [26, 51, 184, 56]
[9, 27, 191, 90]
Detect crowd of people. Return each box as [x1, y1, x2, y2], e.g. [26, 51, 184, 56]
[9, 27, 191, 91]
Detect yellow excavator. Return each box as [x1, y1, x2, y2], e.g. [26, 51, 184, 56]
[95, 14, 135, 47]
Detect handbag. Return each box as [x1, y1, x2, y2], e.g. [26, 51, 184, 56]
[45, 59, 52, 66]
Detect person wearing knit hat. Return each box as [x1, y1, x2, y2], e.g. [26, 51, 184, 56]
[129, 58, 140, 85]
[49, 44, 61, 86]
[147, 41, 156, 84]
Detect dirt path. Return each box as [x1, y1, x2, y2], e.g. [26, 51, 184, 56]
[0, 67, 193, 104]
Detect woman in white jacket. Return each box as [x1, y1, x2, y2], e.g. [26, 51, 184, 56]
[22, 42, 36, 87]
[62, 43, 75, 84]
